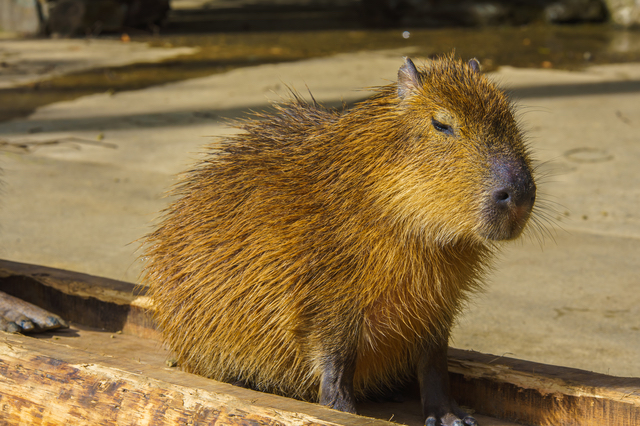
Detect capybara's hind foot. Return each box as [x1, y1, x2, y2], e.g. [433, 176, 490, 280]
[425, 413, 477, 426]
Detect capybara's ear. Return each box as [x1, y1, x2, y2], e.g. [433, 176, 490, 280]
[468, 58, 481, 74]
[398, 57, 421, 99]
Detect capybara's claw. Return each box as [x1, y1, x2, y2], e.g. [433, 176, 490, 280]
[425, 414, 478, 426]
[463, 416, 478, 425]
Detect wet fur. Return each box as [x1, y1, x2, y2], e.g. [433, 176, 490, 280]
[143, 56, 533, 404]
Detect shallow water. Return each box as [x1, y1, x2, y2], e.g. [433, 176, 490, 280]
[2, 5, 640, 123]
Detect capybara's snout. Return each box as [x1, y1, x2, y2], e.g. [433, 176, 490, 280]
[482, 157, 536, 241]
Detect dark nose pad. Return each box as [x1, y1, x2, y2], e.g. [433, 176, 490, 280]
[490, 159, 536, 213]
[491, 184, 536, 211]
[484, 158, 536, 240]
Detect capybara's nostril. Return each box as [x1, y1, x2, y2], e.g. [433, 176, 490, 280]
[490, 183, 536, 212]
[492, 188, 511, 207]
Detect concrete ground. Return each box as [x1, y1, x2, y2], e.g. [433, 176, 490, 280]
[0, 39, 638, 381]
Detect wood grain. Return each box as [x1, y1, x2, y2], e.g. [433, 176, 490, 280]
[0, 333, 389, 426]
[448, 349, 640, 425]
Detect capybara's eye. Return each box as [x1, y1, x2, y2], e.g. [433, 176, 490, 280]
[431, 118, 454, 136]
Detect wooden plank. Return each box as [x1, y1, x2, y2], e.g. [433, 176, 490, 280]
[1, 325, 519, 426]
[0, 259, 157, 339]
[0, 332, 392, 426]
[0, 259, 639, 425]
[448, 349, 640, 426]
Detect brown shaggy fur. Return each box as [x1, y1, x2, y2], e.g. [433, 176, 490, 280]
[142, 55, 535, 403]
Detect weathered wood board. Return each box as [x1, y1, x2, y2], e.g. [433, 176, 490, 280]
[0, 330, 392, 425]
[0, 259, 639, 425]
[0, 259, 157, 339]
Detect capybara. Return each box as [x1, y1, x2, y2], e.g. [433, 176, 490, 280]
[142, 55, 536, 426]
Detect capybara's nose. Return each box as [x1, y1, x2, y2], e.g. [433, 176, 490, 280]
[491, 159, 536, 214]
[491, 182, 536, 212]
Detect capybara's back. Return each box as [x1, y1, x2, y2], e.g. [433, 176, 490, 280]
[143, 55, 536, 424]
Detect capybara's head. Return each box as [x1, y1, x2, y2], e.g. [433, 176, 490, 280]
[384, 56, 536, 244]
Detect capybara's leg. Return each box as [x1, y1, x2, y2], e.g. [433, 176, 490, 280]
[418, 337, 477, 426]
[318, 351, 357, 413]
